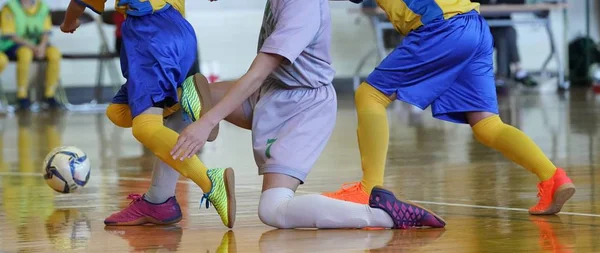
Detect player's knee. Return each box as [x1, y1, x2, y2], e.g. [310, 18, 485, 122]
[106, 104, 133, 128]
[472, 115, 504, 146]
[45, 47, 62, 62]
[16, 47, 33, 62]
[258, 188, 294, 229]
[0, 53, 8, 72]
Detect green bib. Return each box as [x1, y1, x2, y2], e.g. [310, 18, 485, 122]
[0, 0, 49, 51]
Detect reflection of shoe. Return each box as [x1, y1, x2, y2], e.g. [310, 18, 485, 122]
[322, 182, 369, 204]
[216, 231, 237, 253]
[369, 229, 446, 253]
[180, 73, 219, 141]
[259, 229, 394, 252]
[529, 168, 575, 215]
[104, 225, 183, 251]
[104, 194, 182, 226]
[202, 168, 236, 228]
[45, 209, 92, 251]
[369, 187, 445, 229]
[529, 215, 575, 253]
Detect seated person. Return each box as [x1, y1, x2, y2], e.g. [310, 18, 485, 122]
[473, 0, 537, 87]
[0, 0, 62, 109]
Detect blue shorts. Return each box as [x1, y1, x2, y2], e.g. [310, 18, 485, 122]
[366, 11, 498, 124]
[112, 6, 197, 118]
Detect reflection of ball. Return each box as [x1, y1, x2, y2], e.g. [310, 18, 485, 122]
[43, 146, 91, 193]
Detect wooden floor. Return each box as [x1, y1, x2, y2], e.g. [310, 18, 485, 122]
[1, 88, 599, 252]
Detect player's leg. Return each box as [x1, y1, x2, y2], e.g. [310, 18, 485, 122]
[104, 109, 187, 225]
[431, 13, 574, 215]
[254, 85, 444, 229]
[14, 46, 34, 109]
[323, 20, 469, 203]
[0, 52, 7, 73]
[105, 9, 235, 227]
[43, 46, 62, 107]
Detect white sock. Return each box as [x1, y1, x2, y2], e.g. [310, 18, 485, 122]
[258, 188, 394, 229]
[144, 110, 189, 204]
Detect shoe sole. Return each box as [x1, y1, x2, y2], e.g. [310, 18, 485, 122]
[104, 214, 182, 226]
[224, 167, 236, 228]
[372, 187, 446, 228]
[192, 73, 220, 142]
[530, 183, 576, 215]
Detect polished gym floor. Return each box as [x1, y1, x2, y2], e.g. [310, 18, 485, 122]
[0, 88, 598, 252]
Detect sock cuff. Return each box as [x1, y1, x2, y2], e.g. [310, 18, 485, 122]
[472, 115, 502, 131]
[356, 82, 392, 107]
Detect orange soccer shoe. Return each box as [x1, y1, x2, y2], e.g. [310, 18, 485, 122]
[322, 182, 369, 205]
[529, 168, 576, 215]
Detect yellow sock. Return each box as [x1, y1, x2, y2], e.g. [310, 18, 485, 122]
[0, 52, 8, 73]
[473, 115, 556, 181]
[44, 46, 62, 98]
[355, 82, 392, 193]
[131, 113, 212, 192]
[16, 47, 33, 99]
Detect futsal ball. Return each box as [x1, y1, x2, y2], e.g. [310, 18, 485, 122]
[43, 146, 91, 193]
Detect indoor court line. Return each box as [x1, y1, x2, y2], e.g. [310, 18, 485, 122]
[2, 171, 599, 218]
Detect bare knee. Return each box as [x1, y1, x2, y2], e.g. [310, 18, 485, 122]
[106, 104, 133, 128]
[466, 111, 497, 127]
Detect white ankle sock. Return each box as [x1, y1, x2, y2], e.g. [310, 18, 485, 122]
[144, 110, 189, 204]
[258, 188, 394, 229]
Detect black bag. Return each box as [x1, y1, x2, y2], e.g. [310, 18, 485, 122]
[568, 36, 600, 85]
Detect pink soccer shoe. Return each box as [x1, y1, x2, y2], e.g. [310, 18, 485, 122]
[104, 194, 182, 226]
[369, 187, 446, 229]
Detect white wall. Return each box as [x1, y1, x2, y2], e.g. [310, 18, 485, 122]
[0, 0, 597, 90]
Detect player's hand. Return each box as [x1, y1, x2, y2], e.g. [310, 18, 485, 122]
[60, 19, 81, 33]
[34, 45, 46, 59]
[171, 119, 215, 161]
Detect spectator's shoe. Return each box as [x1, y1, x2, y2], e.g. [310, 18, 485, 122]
[515, 70, 538, 87]
[529, 168, 575, 215]
[369, 186, 446, 229]
[180, 74, 219, 142]
[17, 98, 31, 111]
[44, 97, 62, 109]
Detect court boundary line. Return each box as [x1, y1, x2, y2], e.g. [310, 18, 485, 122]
[2, 171, 598, 218]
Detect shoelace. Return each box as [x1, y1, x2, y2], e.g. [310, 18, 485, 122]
[200, 193, 211, 209]
[535, 183, 552, 207]
[127, 194, 143, 205]
[333, 182, 362, 195]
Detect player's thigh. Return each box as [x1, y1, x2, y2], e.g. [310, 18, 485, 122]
[431, 63, 498, 124]
[211, 81, 252, 129]
[252, 85, 337, 184]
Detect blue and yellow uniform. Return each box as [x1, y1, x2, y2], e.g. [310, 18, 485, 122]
[363, 0, 496, 123]
[76, 0, 195, 118]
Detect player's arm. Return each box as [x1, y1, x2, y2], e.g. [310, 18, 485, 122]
[200, 0, 321, 127]
[201, 53, 283, 127]
[61, 0, 105, 33]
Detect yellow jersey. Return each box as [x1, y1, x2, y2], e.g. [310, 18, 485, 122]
[77, 0, 185, 16]
[0, 1, 51, 36]
[375, 0, 480, 35]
